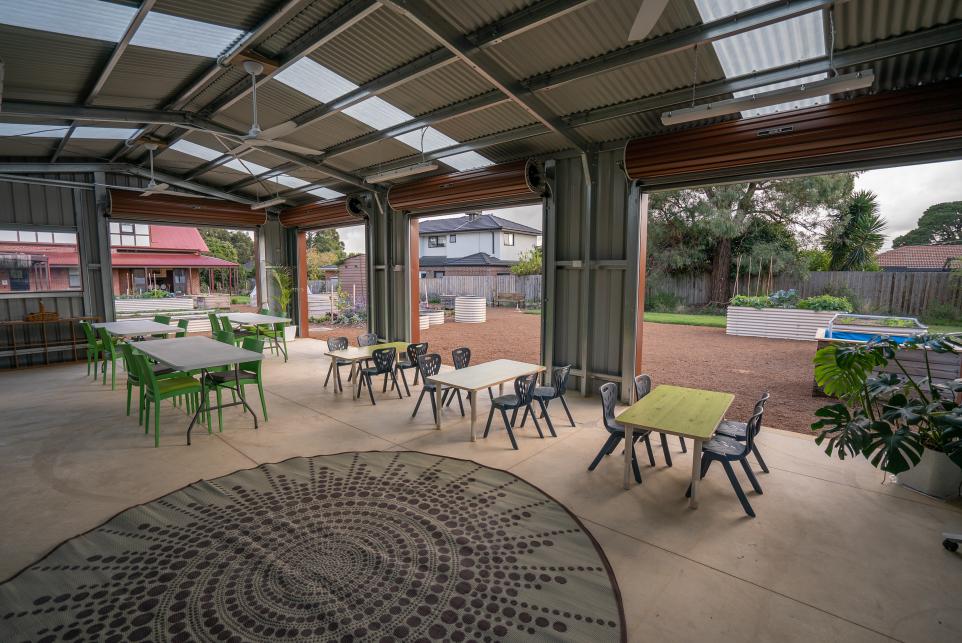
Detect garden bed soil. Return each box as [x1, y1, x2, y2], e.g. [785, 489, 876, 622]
[311, 307, 825, 434]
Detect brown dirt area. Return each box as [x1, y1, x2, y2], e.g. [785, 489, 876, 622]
[311, 307, 824, 434]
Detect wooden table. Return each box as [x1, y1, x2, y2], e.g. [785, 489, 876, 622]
[130, 336, 264, 445]
[427, 359, 545, 442]
[92, 320, 182, 338]
[324, 341, 410, 399]
[616, 385, 733, 508]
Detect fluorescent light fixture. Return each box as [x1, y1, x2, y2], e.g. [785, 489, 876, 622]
[250, 197, 286, 210]
[365, 161, 439, 184]
[660, 71, 875, 126]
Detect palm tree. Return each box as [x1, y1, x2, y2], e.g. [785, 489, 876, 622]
[824, 190, 886, 271]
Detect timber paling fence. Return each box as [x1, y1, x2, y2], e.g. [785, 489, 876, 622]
[420, 275, 542, 304]
[649, 271, 962, 317]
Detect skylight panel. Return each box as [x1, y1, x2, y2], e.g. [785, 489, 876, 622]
[343, 97, 411, 130]
[132, 12, 245, 59]
[693, 0, 826, 119]
[273, 175, 308, 189]
[442, 152, 493, 172]
[0, 0, 131, 42]
[275, 59, 359, 104]
[307, 187, 343, 201]
[0, 0, 245, 58]
[0, 124, 71, 138]
[223, 158, 272, 176]
[170, 140, 222, 162]
[72, 127, 140, 139]
[395, 127, 458, 153]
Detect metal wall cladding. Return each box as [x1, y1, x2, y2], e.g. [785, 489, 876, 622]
[378, 61, 496, 117]
[154, 0, 281, 30]
[834, 0, 962, 49]
[0, 174, 81, 227]
[484, 0, 704, 81]
[311, 6, 441, 85]
[0, 27, 111, 104]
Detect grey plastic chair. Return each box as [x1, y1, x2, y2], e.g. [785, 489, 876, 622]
[587, 382, 647, 483]
[634, 374, 684, 466]
[357, 347, 402, 405]
[522, 364, 573, 435]
[715, 392, 771, 473]
[483, 373, 542, 450]
[412, 353, 446, 423]
[396, 342, 428, 396]
[687, 409, 764, 517]
[324, 336, 350, 392]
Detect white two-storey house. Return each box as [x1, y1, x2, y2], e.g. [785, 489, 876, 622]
[418, 213, 541, 277]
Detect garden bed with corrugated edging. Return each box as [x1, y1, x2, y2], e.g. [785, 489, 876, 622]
[726, 306, 839, 341]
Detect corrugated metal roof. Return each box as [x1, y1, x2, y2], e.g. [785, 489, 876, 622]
[378, 61, 496, 117]
[432, 102, 536, 142]
[255, 0, 345, 58]
[285, 113, 377, 151]
[835, 0, 962, 49]
[218, 80, 321, 131]
[423, 0, 537, 34]
[153, 0, 281, 30]
[309, 6, 440, 84]
[94, 46, 212, 109]
[326, 137, 421, 172]
[182, 66, 248, 113]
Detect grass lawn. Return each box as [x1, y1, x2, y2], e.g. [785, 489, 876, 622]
[644, 312, 727, 328]
[927, 323, 962, 335]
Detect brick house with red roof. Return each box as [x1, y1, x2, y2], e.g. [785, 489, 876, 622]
[876, 244, 962, 272]
[0, 225, 237, 295]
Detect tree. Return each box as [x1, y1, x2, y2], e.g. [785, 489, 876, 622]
[308, 229, 347, 262]
[799, 248, 831, 271]
[199, 228, 253, 266]
[306, 248, 340, 280]
[511, 246, 542, 276]
[823, 190, 886, 271]
[647, 174, 855, 303]
[202, 236, 238, 264]
[892, 201, 962, 247]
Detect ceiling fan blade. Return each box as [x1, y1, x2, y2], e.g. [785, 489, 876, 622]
[140, 182, 169, 196]
[248, 138, 324, 157]
[628, 0, 671, 41]
[258, 120, 298, 140]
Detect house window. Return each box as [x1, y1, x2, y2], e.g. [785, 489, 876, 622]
[110, 222, 150, 247]
[449, 234, 456, 243]
[0, 226, 82, 294]
[419, 271, 428, 279]
[433, 271, 445, 278]
[428, 235, 446, 248]
[503, 232, 515, 246]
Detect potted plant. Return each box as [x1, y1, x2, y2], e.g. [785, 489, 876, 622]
[811, 333, 962, 498]
[270, 266, 297, 342]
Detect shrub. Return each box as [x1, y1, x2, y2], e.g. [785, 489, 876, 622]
[729, 295, 770, 308]
[768, 289, 799, 307]
[230, 295, 250, 305]
[797, 295, 853, 312]
[923, 302, 962, 325]
[646, 291, 680, 312]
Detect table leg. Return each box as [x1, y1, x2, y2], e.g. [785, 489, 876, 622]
[623, 425, 634, 490]
[499, 382, 504, 395]
[186, 368, 209, 446]
[689, 438, 703, 509]
[353, 363, 363, 399]
[435, 383, 443, 430]
[332, 360, 341, 394]
[469, 389, 477, 441]
[234, 364, 258, 429]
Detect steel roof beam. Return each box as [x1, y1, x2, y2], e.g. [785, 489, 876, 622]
[2, 101, 233, 131]
[223, 162, 298, 191]
[383, 0, 590, 151]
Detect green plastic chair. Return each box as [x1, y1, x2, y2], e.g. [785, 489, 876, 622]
[259, 321, 288, 362]
[205, 336, 268, 432]
[118, 342, 181, 425]
[79, 320, 103, 379]
[128, 351, 205, 447]
[175, 318, 190, 337]
[152, 314, 172, 339]
[96, 327, 122, 390]
[207, 312, 222, 336]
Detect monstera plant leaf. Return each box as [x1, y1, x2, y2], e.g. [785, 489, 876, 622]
[861, 421, 924, 474]
[939, 413, 962, 469]
[814, 344, 887, 399]
[811, 404, 871, 459]
[865, 372, 906, 400]
[880, 394, 926, 426]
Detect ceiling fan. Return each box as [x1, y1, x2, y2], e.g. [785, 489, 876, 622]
[140, 142, 169, 196]
[628, 0, 671, 41]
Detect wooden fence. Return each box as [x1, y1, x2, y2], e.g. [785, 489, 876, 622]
[649, 271, 962, 317]
[419, 275, 542, 304]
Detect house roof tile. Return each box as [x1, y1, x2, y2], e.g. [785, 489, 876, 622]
[419, 252, 515, 267]
[876, 244, 962, 270]
[419, 214, 540, 235]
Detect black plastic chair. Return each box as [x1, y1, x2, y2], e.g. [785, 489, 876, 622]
[442, 347, 491, 412]
[588, 382, 648, 483]
[634, 374, 685, 466]
[483, 373, 542, 450]
[522, 364, 574, 434]
[358, 347, 402, 405]
[687, 409, 764, 517]
[324, 336, 350, 392]
[396, 342, 428, 396]
[412, 353, 446, 422]
[357, 332, 378, 347]
[715, 392, 771, 473]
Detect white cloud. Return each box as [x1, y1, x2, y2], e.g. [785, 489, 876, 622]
[855, 159, 962, 249]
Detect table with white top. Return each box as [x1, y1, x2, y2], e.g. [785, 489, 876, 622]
[427, 359, 545, 442]
[130, 336, 264, 445]
[92, 320, 182, 338]
[218, 313, 291, 359]
[324, 341, 410, 399]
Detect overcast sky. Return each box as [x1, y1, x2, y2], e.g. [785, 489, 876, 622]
[336, 159, 962, 253]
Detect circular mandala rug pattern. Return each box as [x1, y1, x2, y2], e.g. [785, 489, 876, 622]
[0, 451, 625, 642]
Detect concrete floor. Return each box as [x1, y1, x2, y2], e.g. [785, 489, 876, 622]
[1, 339, 960, 642]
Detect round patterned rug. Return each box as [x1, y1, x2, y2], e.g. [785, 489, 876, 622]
[0, 451, 624, 642]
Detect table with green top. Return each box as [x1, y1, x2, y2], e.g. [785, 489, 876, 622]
[324, 341, 410, 399]
[616, 385, 734, 508]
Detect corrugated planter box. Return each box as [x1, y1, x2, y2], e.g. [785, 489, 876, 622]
[726, 306, 839, 341]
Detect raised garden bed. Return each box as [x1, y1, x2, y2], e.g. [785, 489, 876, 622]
[726, 307, 839, 341]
